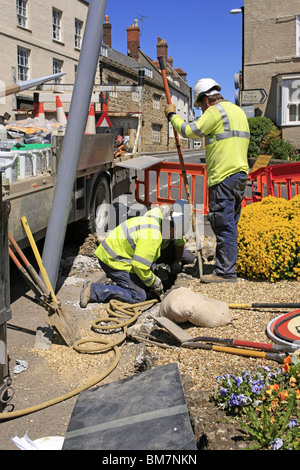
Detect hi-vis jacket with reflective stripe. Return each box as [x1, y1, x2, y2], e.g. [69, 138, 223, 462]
[95, 207, 163, 287]
[171, 100, 250, 187]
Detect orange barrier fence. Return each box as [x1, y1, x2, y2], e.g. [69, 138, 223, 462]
[135, 161, 300, 214]
[134, 161, 209, 215]
[243, 162, 300, 206]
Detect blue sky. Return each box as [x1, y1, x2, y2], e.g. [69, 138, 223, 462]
[104, 0, 244, 112]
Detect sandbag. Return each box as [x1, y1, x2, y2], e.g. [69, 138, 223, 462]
[159, 287, 232, 328]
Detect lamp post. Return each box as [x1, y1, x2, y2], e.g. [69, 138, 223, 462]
[230, 7, 244, 91]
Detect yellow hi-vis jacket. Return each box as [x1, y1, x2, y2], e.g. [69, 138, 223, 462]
[95, 207, 163, 287]
[171, 100, 250, 187]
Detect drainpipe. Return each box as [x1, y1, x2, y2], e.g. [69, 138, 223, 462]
[42, 0, 108, 289]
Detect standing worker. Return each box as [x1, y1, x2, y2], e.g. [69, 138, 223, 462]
[80, 202, 192, 307]
[165, 79, 250, 283]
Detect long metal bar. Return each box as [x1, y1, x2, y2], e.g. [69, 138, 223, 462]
[42, 0, 107, 288]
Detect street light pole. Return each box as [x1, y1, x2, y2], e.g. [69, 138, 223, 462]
[230, 7, 244, 91]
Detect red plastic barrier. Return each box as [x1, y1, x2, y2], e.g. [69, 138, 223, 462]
[134, 161, 209, 215]
[265, 162, 300, 199]
[135, 161, 300, 214]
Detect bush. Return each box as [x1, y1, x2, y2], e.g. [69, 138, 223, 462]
[248, 116, 277, 158]
[266, 139, 299, 161]
[237, 195, 300, 281]
[247, 116, 299, 161]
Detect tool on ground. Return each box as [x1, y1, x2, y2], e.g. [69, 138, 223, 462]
[153, 316, 286, 363]
[228, 302, 300, 309]
[9, 223, 81, 347]
[158, 56, 203, 279]
[183, 335, 299, 353]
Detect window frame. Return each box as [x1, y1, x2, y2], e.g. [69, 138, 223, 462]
[277, 74, 300, 126]
[53, 59, 63, 83]
[16, 0, 28, 29]
[52, 8, 62, 42]
[75, 19, 83, 50]
[17, 46, 30, 81]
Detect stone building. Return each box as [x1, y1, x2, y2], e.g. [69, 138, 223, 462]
[0, 1, 193, 152]
[241, 0, 300, 148]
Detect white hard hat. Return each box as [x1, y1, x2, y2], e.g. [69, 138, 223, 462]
[193, 78, 221, 107]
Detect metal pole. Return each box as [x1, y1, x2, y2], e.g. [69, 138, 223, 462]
[42, 0, 107, 288]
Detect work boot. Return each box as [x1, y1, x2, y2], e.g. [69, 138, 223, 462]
[80, 281, 92, 308]
[201, 273, 237, 284]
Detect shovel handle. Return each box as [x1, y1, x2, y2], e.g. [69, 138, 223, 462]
[189, 335, 293, 353]
[8, 231, 49, 296]
[158, 56, 203, 277]
[182, 341, 285, 363]
[21, 216, 58, 302]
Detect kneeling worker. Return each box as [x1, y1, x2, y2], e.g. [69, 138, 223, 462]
[80, 201, 193, 307]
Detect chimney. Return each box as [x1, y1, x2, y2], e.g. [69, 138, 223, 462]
[127, 19, 140, 62]
[157, 37, 168, 63]
[103, 15, 112, 48]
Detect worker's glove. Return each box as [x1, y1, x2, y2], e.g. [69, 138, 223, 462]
[165, 104, 176, 120]
[150, 276, 164, 296]
[171, 260, 182, 277]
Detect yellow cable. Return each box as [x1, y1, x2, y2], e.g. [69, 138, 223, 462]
[0, 299, 157, 421]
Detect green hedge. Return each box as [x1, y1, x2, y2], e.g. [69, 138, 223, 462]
[247, 116, 299, 161]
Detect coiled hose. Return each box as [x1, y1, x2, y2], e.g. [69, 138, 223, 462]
[0, 299, 157, 421]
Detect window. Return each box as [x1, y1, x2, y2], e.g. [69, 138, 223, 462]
[132, 90, 140, 103]
[108, 78, 118, 98]
[53, 8, 62, 41]
[16, 0, 28, 28]
[277, 75, 300, 125]
[152, 124, 161, 144]
[75, 19, 83, 49]
[153, 94, 161, 110]
[53, 59, 63, 83]
[17, 46, 30, 81]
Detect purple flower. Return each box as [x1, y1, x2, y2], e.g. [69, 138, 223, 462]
[251, 379, 264, 394]
[270, 438, 283, 450]
[288, 418, 299, 429]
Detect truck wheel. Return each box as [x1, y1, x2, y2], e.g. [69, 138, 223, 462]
[89, 176, 111, 235]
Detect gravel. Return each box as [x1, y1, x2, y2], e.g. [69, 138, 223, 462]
[3, 231, 299, 450]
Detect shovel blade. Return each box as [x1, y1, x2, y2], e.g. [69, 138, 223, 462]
[47, 304, 81, 346]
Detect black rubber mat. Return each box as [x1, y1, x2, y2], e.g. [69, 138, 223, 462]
[63, 363, 196, 450]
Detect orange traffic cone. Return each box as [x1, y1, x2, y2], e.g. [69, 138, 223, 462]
[85, 104, 96, 134]
[56, 95, 67, 126]
[37, 102, 45, 120]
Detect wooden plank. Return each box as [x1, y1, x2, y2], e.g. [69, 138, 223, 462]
[153, 316, 193, 343]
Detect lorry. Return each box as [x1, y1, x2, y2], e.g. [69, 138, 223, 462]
[0, 131, 131, 249]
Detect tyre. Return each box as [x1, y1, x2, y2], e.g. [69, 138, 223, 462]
[89, 176, 111, 235]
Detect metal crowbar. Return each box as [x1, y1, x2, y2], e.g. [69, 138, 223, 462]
[9, 227, 81, 347]
[158, 56, 203, 279]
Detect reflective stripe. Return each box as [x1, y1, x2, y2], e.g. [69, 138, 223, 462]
[133, 254, 153, 267]
[120, 221, 161, 250]
[216, 130, 250, 141]
[215, 103, 230, 131]
[212, 103, 250, 143]
[181, 121, 204, 138]
[144, 271, 155, 286]
[102, 239, 133, 264]
[181, 122, 189, 138]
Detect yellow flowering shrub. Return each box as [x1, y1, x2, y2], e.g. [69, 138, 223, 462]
[237, 195, 300, 281]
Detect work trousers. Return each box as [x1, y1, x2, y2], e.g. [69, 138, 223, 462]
[208, 171, 248, 277]
[90, 259, 148, 304]
[89, 245, 195, 304]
